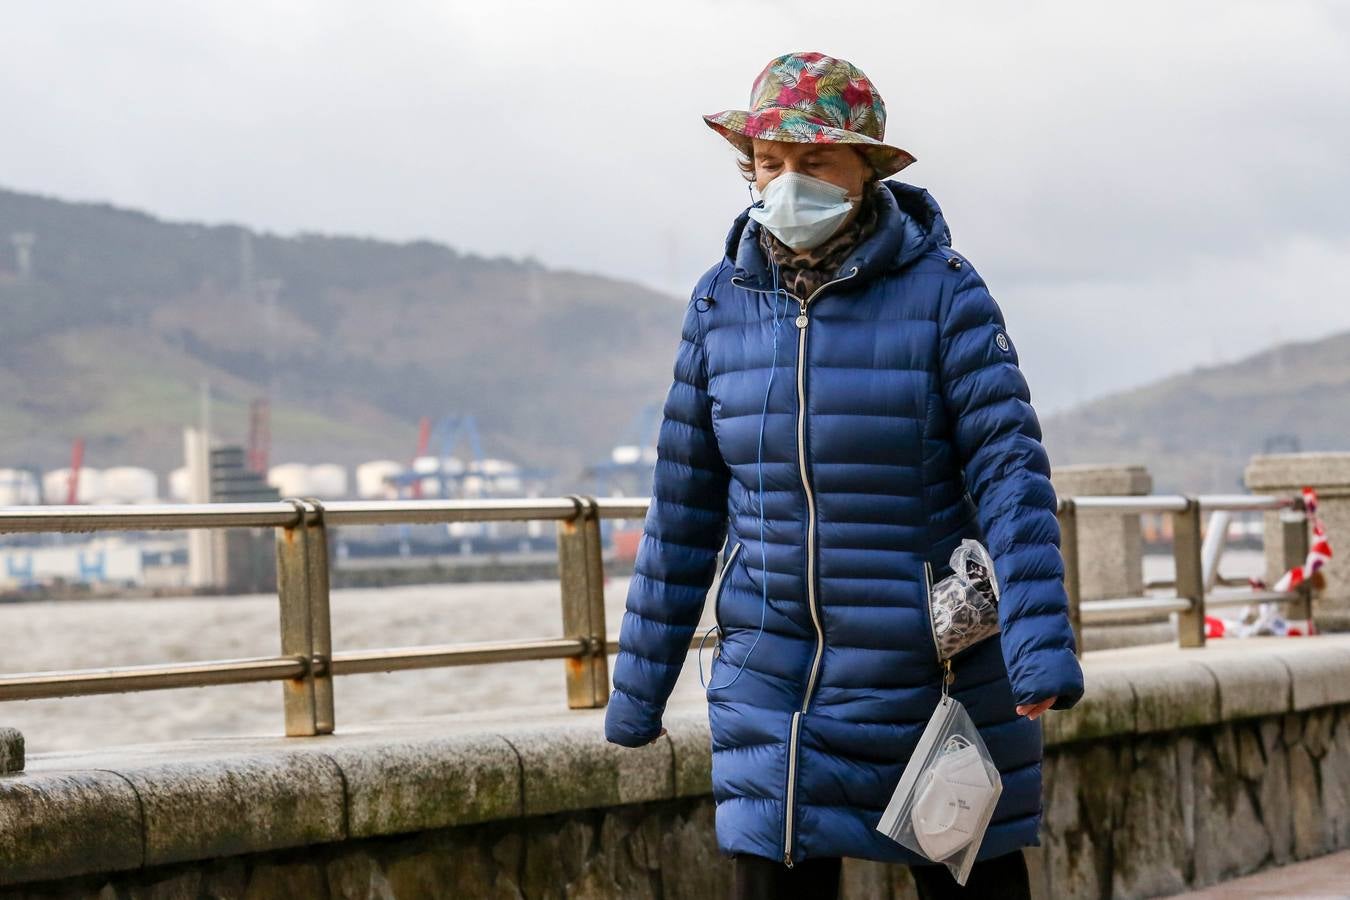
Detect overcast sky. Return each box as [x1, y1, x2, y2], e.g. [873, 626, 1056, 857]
[5, 1, 1349, 413]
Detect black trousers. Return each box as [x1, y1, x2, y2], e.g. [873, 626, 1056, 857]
[730, 849, 1031, 900]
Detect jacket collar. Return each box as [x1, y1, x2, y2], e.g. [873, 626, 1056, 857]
[724, 180, 952, 292]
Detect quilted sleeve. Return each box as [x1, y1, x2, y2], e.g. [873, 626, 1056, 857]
[937, 259, 1085, 711]
[604, 298, 732, 747]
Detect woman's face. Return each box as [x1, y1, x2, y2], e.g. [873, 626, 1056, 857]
[751, 138, 870, 199]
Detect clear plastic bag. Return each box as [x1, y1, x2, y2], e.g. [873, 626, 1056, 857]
[876, 694, 1003, 885]
[929, 538, 1001, 662]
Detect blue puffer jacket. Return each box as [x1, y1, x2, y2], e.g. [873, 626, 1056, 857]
[604, 179, 1085, 867]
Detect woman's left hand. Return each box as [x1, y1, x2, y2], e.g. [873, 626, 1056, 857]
[1016, 697, 1057, 720]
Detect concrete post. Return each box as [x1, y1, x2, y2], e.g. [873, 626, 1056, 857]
[1057, 500, 1083, 656]
[1049, 464, 1153, 601]
[1245, 452, 1350, 631]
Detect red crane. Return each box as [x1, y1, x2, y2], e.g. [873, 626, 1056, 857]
[66, 438, 84, 505]
[410, 416, 432, 499]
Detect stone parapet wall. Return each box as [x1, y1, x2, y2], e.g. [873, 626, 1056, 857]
[4, 636, 1350, 899]
[1039, 704, 1350, 899]
[1, 796, 727, 900]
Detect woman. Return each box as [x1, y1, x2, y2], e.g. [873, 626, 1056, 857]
[605, 51, 1084, 900]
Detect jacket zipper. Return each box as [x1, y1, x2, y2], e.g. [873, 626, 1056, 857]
[735, 264, 860, 867]
[712, 540, 743, 635]
[784, 709, 803, 863]
[923, 559, 941, 664]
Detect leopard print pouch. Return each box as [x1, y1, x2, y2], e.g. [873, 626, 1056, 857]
[927, 539, 1002, 663]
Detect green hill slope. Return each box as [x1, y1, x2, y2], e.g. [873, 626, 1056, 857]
[1041, 333, 1350, 493]
[0, 186, 688, 485]
[3, 184, 1340, 497]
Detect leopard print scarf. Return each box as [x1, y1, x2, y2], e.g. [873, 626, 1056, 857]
[757, 181, 884, 303]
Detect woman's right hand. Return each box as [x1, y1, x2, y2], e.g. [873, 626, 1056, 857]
[645, 727, 668, 745]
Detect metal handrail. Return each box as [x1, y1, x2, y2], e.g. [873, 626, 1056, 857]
[330, 638, 588, 675]
[0, 489, 1314, 746]
[1205, 588, 1298, 609]
[0, 502, 304, 532]
[1056, 491, 1310, 653]
[318, 498, 586, 526]
[0, 491, 1298, 530]
[1079, 595, 1194, 625]
[0, 494, 636, 738]
[1061, 493, 1300, 515]
[0, 497, 647, 533]
[0, 656, 309, 701]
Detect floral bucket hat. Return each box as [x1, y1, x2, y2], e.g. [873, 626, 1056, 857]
[704, 51, 916, 179]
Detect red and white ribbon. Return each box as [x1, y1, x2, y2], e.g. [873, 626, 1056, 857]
[1272, 486, 1333, 592]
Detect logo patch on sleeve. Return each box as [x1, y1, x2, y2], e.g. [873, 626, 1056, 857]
[995, 331, 1010, 352]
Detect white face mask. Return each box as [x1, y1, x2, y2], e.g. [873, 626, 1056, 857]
[747, 172, 860, 251]
[909, 738, 999, 860]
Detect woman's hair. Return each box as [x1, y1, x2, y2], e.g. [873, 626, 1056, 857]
[736, 145, 879, 184]
[735, 150, 757, 182]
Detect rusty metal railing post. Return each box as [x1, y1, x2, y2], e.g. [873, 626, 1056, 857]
[0, 727, 22, 775]
[276, 499, 335, 736]
[1173, 496, 1206, 648]
[1057, 499, 1083, 657]
[1280, 500, 1313, 627]
[557, 495, 609, 708]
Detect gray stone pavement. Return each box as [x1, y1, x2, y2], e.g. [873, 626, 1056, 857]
[1170, 849, 1350, 898]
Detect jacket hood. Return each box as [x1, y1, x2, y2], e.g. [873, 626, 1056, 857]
[723, 179, 952, 290]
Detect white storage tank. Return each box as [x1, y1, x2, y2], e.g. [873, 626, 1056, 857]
[475, 458, 517, 475]
[100, 466, 159, 503]
[467, 458, 522, 494]
[42, 468, 104, 504]
[307, 464, 348, 499]
[412, 455, 465, 496]
[413, 455, 466, 475]
[268, 463, 312, 497]
[0, 469, 41, 505]
[356, 460, 403, 499]
[168, 467, 191, 502]
[611, 445, 641, 465]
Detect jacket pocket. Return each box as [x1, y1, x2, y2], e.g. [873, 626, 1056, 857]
[712, 540, 744, 633]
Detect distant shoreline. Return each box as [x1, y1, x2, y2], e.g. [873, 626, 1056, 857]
[0, 557, 641, 604]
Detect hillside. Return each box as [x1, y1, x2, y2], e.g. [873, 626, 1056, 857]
[1, 184, 1342, 498]
[1041, 332, 1350, 493]
[0, 187, 688, 486]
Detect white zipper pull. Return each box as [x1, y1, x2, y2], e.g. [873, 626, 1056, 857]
[795, 303, 808, 328]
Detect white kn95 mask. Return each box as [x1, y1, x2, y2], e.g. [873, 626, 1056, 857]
[909, 737, 999, 861]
